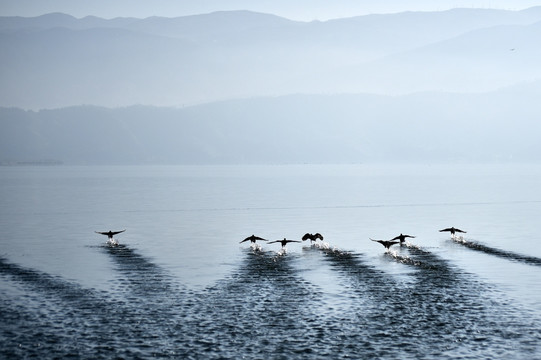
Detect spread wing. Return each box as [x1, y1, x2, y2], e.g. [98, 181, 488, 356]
[392, 234, 415, 240]
[240, 235, 266, 243]
[314, 233, 324, 240]
[455, 228, 467, 233]
[286, 240, 301, 244]
[439, 228, 453, 232]
[267, 240, 280, 244]
[371, 238, 398, 247]
[96, 230, 125, 236]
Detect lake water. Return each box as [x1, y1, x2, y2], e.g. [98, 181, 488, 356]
[1, 164, 541, 359]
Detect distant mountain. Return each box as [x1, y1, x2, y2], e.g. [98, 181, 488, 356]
[2, 84, 540, 165]
[319, 20, 541, 94]
[1, 8, 541, 109]
[0, 12, 138, 31]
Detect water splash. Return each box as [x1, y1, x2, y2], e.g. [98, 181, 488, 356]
[386, 250, 422, 266]
[312, 242, 348, 256]
[276, 248, 287, 257]
[314, 241, 332, 250]
[106, 240, 117, 247]
[250, 243, 263, 252]
[404, 241, 422, 250]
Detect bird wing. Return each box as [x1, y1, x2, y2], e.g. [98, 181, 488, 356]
[455, 228, 467, 233]
[405, 235, 415, 238]
[241, 235, 264, 243]
[111, 230, 126, 235]
[391, 235, 401, 241]
[439, 228, 452, 232]
[302, 233, 311, 241]
[267, 240, 280, 244]
[315, 233, 324, 240]
[95, 231, 108, 235]
[370, 238, 385, 244]
[287, 240, 301, 243]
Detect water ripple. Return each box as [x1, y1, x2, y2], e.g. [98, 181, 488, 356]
[2, 245, 541, 359]
[452, 237, 541, 266]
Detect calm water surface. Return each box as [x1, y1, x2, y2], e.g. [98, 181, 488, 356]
[1, 164, 541, 359]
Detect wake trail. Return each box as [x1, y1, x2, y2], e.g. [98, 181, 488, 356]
[103, 243, 181, 297]
[178, 249, 327, 357]
[452, 237, 541, 267]
[0, 256, 100, 303]
[307, 242, 401, 304]
[0, 257, 150, 357]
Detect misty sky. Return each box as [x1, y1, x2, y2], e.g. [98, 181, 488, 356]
[1, 0, 540, 20]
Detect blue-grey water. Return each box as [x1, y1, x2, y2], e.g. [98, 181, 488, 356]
[1, 164, 541, 359]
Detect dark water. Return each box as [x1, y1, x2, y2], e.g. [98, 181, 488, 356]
[1, 164, 541, 358]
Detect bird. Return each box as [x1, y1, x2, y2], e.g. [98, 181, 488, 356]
[302, 233, 324, 243]
[240, 234, 267, 244]
[268, 238, 301, 248]
[391, 233, 415, 245]
[95, 230, 125, 240]
[370, 238, 400, 250]
[439, 227, 467, 235]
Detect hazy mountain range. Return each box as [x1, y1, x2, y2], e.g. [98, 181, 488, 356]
[1, 8, 541, 164]
[2, 85, 541, 164]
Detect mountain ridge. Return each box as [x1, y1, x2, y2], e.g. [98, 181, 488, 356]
[2, 8, 541, 109]
[2, 86, 540, 165]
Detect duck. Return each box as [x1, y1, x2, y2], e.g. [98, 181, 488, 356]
[302, 233, 324, 243]
[439, 227, 466, 235]
[391, 233, 415, 245]
[95, 230, 125, 240]
[370, 238, 400, 250]
[240, 234, 267, 244]
[268, 238, 301, 248]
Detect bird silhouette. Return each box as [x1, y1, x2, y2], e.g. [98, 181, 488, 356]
[95, 230, 125, 240]
[268, 238, 301, 248]
[439, 227, 466, 235]
[302, 233, 324, 243]
[240, 234, 267, 244]
[391, 233, 415, 244]
[370, 238, 400, 250]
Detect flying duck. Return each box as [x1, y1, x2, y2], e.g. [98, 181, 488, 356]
[240, 234, 267, 244]
[302, 233, 324, 243]
[95, 230, 125, 240]
[268, 238, 301, 248]
[439, 227, 466, 235]
[370, 238, 400, 250]
[392, 233, 415, 244]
